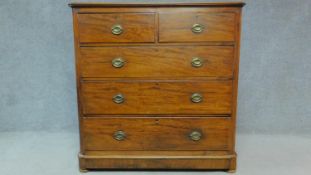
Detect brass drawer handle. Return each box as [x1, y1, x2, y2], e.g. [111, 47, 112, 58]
[111, 24, 123, 35]
[112, 58, 125, 68]
[113, 94, 125, 104]
[114, 130, 126, 141]
[191, 57, 203, 68]
[189, 131, 202, 141]
[191, 93, 203, 103]
[192, 23, 204, 34]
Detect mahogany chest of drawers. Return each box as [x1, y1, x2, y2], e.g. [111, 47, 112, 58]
[69, 2, 245, 172]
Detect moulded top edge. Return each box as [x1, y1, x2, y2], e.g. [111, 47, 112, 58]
[69, 2, 246, 8]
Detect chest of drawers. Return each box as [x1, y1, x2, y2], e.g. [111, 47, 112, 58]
[69, 2, 245, 172]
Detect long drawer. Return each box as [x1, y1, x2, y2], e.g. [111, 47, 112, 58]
[80, 46, 234, 78]
[81, 80, 232, 115]
[82, 117, 232, 151]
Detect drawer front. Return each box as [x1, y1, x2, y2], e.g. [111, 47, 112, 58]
[81, 81, 232, 115]
[77, 13, 155, 43]
[82, 117, 231, 151]
[81, 46, 234, 78]
[159, 8, 236, 42]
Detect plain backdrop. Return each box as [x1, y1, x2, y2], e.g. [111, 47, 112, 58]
[0, 0, 310, 135]
[1, 1, 311, 175]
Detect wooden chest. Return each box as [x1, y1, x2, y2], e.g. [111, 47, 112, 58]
[69, 2, 245, 172]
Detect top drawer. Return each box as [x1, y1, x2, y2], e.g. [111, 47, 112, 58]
[159, 8, 236, 42]
[77, 13, 155, 43]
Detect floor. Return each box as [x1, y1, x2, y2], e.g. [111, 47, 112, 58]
[0, 132, 310, 175]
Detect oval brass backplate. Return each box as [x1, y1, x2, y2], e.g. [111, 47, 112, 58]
[189, 131, 202, 141]
[111, 24, 123, 35]
[113, 94, 125, 104]
[114, 130, 126, 141]
[191, 93, 203, 103]
[191, 23, 204, 34]
[191, 57, 203, 68]
[112, 58, 125, 68]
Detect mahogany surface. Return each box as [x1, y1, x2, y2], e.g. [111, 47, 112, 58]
[70, 2, 244, 172]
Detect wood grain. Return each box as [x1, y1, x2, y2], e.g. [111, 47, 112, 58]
[78, 13, 155, 43]
[79, 150, 236, 170]
[82, 117, 231, 151]
[70, 2, 244, 171]
[80, 157, 232, 170]
[75, 7, 241, 16]
[80, 46, 234, 78]
[83, 150, 231, 157]
[159, 8, 236, 42]
[71, 8, 87, 154]
[228, 9, 243, 173]
[81, 80, 232, 115]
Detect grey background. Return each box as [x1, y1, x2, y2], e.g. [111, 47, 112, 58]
[1, 0, 310, 134]
[0, 1, 311, 175]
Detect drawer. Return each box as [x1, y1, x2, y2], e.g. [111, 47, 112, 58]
[80, 46, 234, 78]
[159, 8, 236, 42]
[81, 80, 232, 115]
[82, 117, 231, 151]
[77, 13, 155, 43]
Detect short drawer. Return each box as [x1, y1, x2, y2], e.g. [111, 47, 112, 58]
[80, 46, 234, 78]
[81, 80, 232, 115]
[82, 117, 231, 151]
[77, 13, 155, 43]
[159, 8, 236, 42]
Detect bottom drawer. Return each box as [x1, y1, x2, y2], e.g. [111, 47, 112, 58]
[82, 117, 232, 151]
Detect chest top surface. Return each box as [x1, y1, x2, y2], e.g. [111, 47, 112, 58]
[69, 1, 245, 7]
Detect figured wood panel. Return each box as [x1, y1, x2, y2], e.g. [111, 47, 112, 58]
[70, 3, 244, 172]
[81, 158, 230, 170]
[159, 8, 236, 42]
[80, 154, 233, 170]
[82, 117, 231, 151]
[81, 80, 232, 115]
[77, 13, 155, 43]
[80, 150, 235, 170]
[80, 46, 234, 78]
[83, 150, 231, 156]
